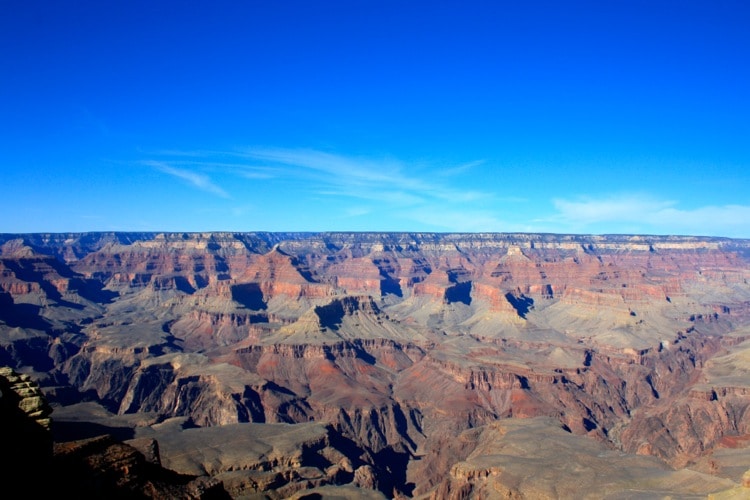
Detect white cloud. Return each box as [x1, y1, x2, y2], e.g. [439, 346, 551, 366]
[141, 149, 750, 237]
[232, 148, 520, 231]
[552, 195, 675, 224]
[239, 147, 491, 205]
[549, 194, 750, 237]
[343, 206, 373, 217]
[171, 160, 279, 180]
[436, 159, 486, 177]
[244, 148, 397, 180]
[316, 188, 426, 206]
[139, 148, 508, 231]
[146, 161, 231, 198]
[653, 205, 750, 231]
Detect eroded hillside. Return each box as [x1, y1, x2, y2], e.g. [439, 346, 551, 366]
[2, 232, 750, 498]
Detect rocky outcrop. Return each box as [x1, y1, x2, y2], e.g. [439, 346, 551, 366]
[0, 366, 52, 428]
[0, 367, 231, 498]
[53, 434, 230, 499]
[0, 367, 54, 494]
[620, 395, 750, 467]
[144, 420, 400, 498]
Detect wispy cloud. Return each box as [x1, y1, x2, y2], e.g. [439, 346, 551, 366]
[343, 206, 373, 217]
[548, 194, 750, 236]
[141, 149, 750, 236]
[239, 147, 489, 204]
[243, 148, 415, 188]
[437, 159, 485, 177]
[146, 161, 231, 198]
[141, 148, 519, 231]
[551, 194, 674, 225]
[166, 160, 278, 180]
[144, 148, 489, 206]
[235, 147, 502, 230]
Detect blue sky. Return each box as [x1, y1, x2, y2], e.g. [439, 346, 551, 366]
[2, 1, 749, 237]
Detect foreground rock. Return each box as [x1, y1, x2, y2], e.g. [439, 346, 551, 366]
[54, 434, 230, 499]
[0, 367, 54, 496]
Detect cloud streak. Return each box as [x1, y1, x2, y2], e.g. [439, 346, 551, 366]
[147, 161, 231, 198]
[551, 195, 675, 225]
[141, 150, 750, 236]
[140, 148, 501, 231]
[239, 147, 489, 204]
[234, 147, 502, 230]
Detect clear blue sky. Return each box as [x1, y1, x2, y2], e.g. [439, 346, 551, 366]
[2, 1, 749, 237]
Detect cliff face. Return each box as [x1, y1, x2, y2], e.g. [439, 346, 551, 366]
[2, 232, 750, 497]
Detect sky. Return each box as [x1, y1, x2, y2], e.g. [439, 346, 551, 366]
[2, 1, 750, 237]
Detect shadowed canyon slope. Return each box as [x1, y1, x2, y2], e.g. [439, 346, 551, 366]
[2, 232, 750, 498]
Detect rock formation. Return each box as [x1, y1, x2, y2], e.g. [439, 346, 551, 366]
[0, 366, 229, 498]
[0, 366, 54, 494]
[2, 232, 750, 497]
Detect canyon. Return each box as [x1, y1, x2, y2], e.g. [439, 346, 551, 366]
[1, 231, 750, 498]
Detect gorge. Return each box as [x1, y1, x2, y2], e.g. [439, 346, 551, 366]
[2, 231, 750, 498]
